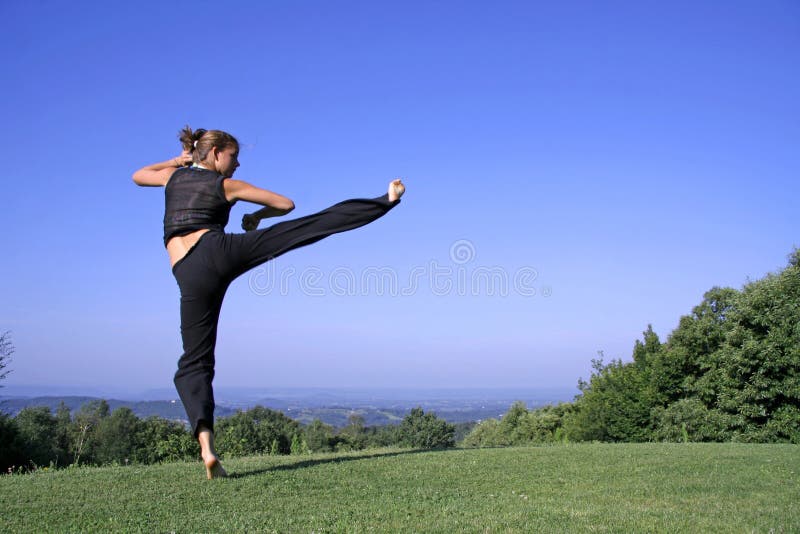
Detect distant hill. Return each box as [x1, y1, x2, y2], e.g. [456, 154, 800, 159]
[0, 388, 574, 428]
[0, 396, 235, 423]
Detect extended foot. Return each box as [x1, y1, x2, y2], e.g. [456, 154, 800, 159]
[388, 178, 405, 202]
[203, 454, 228, 480]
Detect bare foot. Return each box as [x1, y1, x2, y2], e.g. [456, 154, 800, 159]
[388, 178, 405, 202]
[204, 454, 228, 480]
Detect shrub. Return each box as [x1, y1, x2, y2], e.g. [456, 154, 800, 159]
[652, 398, 733, 442]
[398, 407, 455, 449]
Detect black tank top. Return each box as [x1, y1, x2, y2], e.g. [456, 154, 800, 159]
[163, 167, 233, 246]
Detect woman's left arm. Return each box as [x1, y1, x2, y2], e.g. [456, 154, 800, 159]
[132, 152, 192, 187]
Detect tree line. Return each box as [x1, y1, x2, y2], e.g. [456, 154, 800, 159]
[0, 400, 457, 472]
[465, 249, 800, 446]
[3, 249, 798, 470]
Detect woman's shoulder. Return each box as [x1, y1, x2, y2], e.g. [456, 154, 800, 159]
[167, 166, 220, 185]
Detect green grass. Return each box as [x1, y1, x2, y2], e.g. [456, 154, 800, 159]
[1, 444, 798, 532]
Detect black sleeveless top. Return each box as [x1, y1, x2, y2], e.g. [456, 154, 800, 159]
[163, 167, 233, 246]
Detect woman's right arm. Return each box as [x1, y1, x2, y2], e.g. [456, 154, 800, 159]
[224, 180, 295, 211]
[225, 179, 295, 230]
[132, 152, 192, 187]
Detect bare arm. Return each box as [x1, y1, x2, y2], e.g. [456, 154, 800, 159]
[224, 179, 296, 231]
[132, 152, 192, 187]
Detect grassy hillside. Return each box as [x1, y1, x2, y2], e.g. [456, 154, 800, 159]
[1, 444, 797, 532]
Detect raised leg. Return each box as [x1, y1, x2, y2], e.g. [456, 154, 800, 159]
[229, 192, 402, 278]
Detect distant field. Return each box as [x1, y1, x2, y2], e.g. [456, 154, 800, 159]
[1, 444, 797, 532]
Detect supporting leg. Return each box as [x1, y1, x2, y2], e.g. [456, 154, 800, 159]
[198, 425, 227, 479]
[173, 248, 229, 439]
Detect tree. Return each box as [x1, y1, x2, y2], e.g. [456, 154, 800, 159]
[463, 403, 570, 447]
[562, 352, 654, 442]
[398, 407, 455, 449]
[0, 331, 13, 386]
[216, 406, 299, 457]
[462, 418, 506, 448]
[290, 433, 310, 455]
[665, 287, 740, 405]
[14, 406, 65, 467]
[69, 399, 110, 465]
[707, 256, 800, 441]
[498, 401, 530, 444]
[137, 416, 197, 464]
[364, 424, 402, 448]
[652, 398, 733, 442]
[54, 402, 73, 465]
[304, 419, 335, 453]
[0, 413, 25, 472]
[562, 249, 800, 443]
[92, 407, 141, 465]
[337, 414, 367, 451]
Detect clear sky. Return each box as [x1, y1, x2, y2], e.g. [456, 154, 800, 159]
[1, 1, 797, 396]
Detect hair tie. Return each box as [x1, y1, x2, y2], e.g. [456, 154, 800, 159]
[193, 140, 198, 148]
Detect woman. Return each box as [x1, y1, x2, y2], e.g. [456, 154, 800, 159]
[133, 127, 404, 478]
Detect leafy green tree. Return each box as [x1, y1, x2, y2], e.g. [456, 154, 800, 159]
[216, 406, 299, 457]
[498, 401, 529, 444]
[652, 398, 733, 442]
[462, 418, 506, 448]
[563, 351, 654, 442]
[290, 434, 310, 455]
[304, 419, 334, 453]
[464, 403, 570, 447]
[453, 422, 478, 444]
[69, 399, 110, 465]
[564, 249, 800, 443]
[665, 287, 740, 405]
[0, 413, 26, 472]
[398, 407, 455, 449]
[54, 402, 73, 465]
[92, 407, 141, 465]
[14, 406, 65, 467]
[337, 414, 367, 451]
[707, 253, 800, 441]
[137, 417, 197, 463]
[518, 404, 570, 443]
[364, 424, 402, 448]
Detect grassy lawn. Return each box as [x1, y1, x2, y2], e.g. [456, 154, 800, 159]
[1, 443, 797, 532]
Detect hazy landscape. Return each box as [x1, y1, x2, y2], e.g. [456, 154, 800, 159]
[0, 386, 577, 427]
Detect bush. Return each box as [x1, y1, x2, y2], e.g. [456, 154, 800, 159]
[216, 406, 299, 457]
[336, 414, 367, 451]
[652, 398, 733, 442]
[303, 419, 334, 453]
[398, 407, 455, 449]
[462, 418, 506, 448]
[136, 417, 197, 464]
[463, 403, 569, 447]
[14, 406, 65, 468]
[562, 355, 655, 442]
[0, 413, 26, 472]
[92, 408, 141, 465]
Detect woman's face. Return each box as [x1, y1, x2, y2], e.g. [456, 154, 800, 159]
[214, 145, 240, 177]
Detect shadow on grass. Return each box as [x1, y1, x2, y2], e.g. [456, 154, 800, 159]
[227, 448, 444, 479]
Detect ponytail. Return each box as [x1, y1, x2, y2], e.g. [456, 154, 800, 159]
[178, 126, 238, 164]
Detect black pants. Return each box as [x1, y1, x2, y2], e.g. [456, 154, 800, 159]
[171, 193, 400, 436]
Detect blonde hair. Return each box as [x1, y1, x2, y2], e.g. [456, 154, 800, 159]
[178, 126, 239, 165]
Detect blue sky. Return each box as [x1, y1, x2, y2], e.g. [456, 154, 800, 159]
[1, 1, 797, 396]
